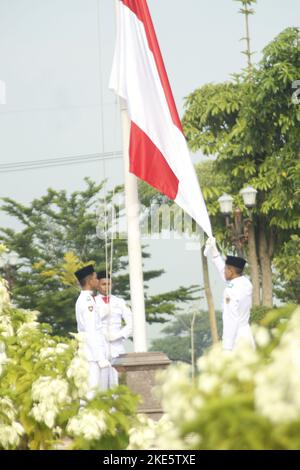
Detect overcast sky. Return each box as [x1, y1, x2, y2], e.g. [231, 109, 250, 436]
[0, 0, 299, 344]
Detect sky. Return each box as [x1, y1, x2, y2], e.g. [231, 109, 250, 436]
[0, 0, 299, 346]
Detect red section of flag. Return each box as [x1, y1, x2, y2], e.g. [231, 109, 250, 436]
[120, 0, 183, 133]
[129, 121, 179, 200]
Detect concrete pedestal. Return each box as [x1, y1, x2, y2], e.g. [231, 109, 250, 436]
[114, 352, 171, 420]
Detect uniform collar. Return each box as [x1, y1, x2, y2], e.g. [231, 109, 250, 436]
[231, 275, 244, 283]
[81, 290, 94, 295]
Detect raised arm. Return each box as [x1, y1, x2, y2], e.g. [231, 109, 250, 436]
[204, 237, 226, 281]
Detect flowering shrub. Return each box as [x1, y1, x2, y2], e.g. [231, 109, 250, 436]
[129, 306, 300, 450]
[0, 275, 138, 450]
[128, 413, 191, 450]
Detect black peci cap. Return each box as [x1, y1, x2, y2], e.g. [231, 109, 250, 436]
[225, 256, 246, 270]
[74, 264, 95, 282]
[97, 270, 111, 280]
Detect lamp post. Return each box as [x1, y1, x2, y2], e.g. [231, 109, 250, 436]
[0, 251, 19, 291]
[218, 186, 257, 257]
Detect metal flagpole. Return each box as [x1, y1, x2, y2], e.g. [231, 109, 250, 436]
[110, 2, 171, 414]
[120, 97, 147, 352]
[91, 0, 148, 355]
[113, 0, 147, 352]
[95, 0, 148, 355]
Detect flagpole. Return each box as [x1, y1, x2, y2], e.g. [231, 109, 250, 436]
[113, 0, 147, 352]
[120, 98, 148, 353]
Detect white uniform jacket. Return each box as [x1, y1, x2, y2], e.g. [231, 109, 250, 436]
[75, 290, 108, 362]
[212, 254, 255, 351]
[95, 294, 133, 359]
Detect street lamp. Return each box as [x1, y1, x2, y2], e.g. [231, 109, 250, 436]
[218, 193, 234, 215]
[239, 186, 257, 209]
[0, 251, 19, 290]
[218, 186, 257, 257]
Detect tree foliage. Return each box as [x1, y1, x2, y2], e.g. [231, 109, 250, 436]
[182, 27, 300, 304]
[150, 311, 222, 363]
[183, 27, 300, 233]
[0, 179, 199, 335]
[0, 276, 138, 450]
[273, 235, 300, 304]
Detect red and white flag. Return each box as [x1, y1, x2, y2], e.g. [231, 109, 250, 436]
[110, 0, 212, 237]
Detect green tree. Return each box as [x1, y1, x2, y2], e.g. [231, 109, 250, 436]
[138, 179, 220, 344]
[0, 179, 199, 335]
[234, 0, 256, 72]
[0, 275, 138, 450]
[273, 235, 300, 304]
[183, 27, 300, 307]
[150, 311, 222, 363]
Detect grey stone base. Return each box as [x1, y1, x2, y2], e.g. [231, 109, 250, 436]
[113, 352, 171, 420]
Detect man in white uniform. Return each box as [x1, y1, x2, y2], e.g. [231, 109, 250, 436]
[95, 271, 133, 386]
[74, 265, 111, 398]
[205, 238, 255, 351]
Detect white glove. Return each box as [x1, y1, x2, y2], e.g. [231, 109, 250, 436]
[204, 236, 219, 257]
[106, 331, 124, 342]
[97, 359, 111, 369]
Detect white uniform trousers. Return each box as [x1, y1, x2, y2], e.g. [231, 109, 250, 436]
[86, 361, 119, 399]
[110, 358, 119, 387]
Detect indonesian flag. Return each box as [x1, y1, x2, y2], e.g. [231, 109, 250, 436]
[110, 0, 212, 237]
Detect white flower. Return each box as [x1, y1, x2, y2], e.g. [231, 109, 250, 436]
[25, 310, 40, 322]
[198, 373, 220, 394]
[0, 316, 14, 337]
[44, 410, 56, 429]
[220, 383, 236, 396]
[157, 364, 191, 404]
[30, 376, 70, 428]
[67, 355, 89, 398]
[128, 414, 187, 450]
[53, 426, 62, 436]
[0, 397, 24, 449]
[55, 343, 69, 354]
[17, 321, 39, 337]
[0, 278, 10, 313]
[254, 308, 300, 424]
[0, 243, 8, 255]
[67, 409, 107, 441]
[0, 423, 24, 449]
[253, 326, 271, 348]
[0, 342, 8, 368]
[39, 347, 56, 359]
[236, 369, 253, 382]
[0, 397, 17, 421]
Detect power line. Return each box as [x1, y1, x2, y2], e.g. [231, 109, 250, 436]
[0, 151, 123, 173]
[0, 151, 122, 168]
[0, 102, 116, 115]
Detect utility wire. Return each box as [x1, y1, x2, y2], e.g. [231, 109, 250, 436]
[0, 151, 122, 173]
[0, 151, 122, 168]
